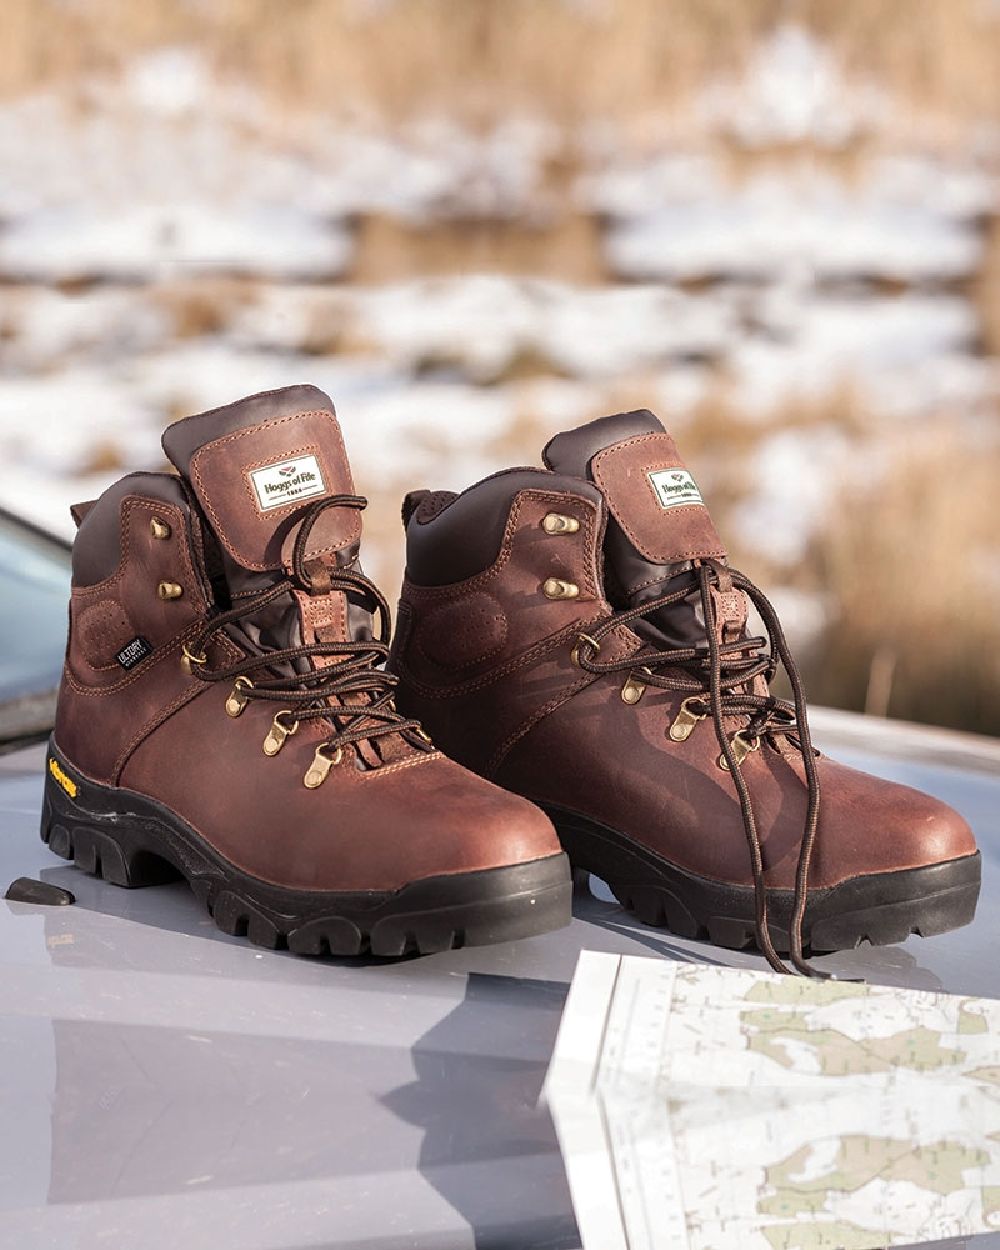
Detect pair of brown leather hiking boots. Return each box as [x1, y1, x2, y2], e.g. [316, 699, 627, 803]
[45, 386, 980, 971]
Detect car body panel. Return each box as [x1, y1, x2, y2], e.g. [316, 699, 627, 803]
[2, 712, 999, 1250]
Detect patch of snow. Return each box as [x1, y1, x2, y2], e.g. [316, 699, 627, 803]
[602, 167, 984, 284]
[698, 24, 886, 147]
[0, 288, 170, 370]
[0, 204, 351, 282]
[125, 48, 213, 117]
[727, 291, 983, 417]
[730, 426, 851, 565]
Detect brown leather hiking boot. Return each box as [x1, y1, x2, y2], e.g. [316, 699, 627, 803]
[44, 385, 569, 955]
[389, 410, 980, 972]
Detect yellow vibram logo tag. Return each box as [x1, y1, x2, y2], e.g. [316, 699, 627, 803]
[48, 758, 78, 799]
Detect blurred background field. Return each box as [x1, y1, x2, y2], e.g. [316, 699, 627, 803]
[2, 0, 999, 734]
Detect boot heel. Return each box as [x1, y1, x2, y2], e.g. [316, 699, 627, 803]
[41, 746, 182, 889]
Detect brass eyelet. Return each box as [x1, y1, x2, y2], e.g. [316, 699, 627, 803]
[225, 676, 254, 718]
[415, 727, 432, 744]
[668, 696, 709, 742]
[570, 633, 601, 668]
[180, 643, 208, 675]
[150, 517, 171, 540]
[542, 577, 579, 600]
[541, 513, 580, 535]
[621, 667, 652, 706]
[304, 744, 343, 789]
[718, 732, 760, 772]
[158, 581, 183, 601]
[263, 711, 299, 757]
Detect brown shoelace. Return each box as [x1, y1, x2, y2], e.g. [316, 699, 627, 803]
[572, 558, 824, 977]
[186, 494, 432, 764]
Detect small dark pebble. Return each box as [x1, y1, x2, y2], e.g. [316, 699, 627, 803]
[4, 877, 75, 906]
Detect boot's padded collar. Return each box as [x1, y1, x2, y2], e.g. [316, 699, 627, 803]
[162, 387, 361, 572]
[72, 473, 192, 588]
[591, 432, 726, 565]
[404, 468, 603, 587]
[69, 499, 98, 529]
[163, 384, 333, 472]
[542, 409, 662, 476]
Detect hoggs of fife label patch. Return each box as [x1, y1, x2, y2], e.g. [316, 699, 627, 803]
[647, 466, 704, 511]
[48, 757, 78, 799]
[249, 453, 327, 512]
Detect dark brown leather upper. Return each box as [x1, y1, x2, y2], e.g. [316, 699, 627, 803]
[54, 387, 561, 891]
[390, 414, 976, 892]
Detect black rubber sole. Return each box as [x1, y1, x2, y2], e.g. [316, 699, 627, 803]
[40, 741, 572, 957]
[542, 803, 981, 955]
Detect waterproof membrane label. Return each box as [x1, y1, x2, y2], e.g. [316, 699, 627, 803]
[116, 636, 151, 670]
[647, 466, 704, 510]
[249, 453, 326, 512]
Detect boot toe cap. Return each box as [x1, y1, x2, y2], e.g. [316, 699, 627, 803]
[887, 789, 977, 874]
[814, 761, 978, 886]
[381, 755, 563, 884]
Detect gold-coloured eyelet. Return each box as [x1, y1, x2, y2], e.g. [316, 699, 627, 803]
[225, 676, 254, 718]
[180, 643, 208, 675]
[621, 667, 652, 706]
[541, 513, 580, 535]
[263, 711, 299, 757]
[304, 744, 344, 789]
[570, 633, 601, 668]
[415, 727, 432, 744]
[542, 577, 579, 600]
[718, 732, 760, 772]
[150, 517, 171, 540]
[668, 696, 708, 742]
[158, 581, 183, 601]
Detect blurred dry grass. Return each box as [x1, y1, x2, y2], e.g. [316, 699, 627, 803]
[6, 0, 1000, 138]
[806, 437, 1000, 735]
[0, 0, 769, 120]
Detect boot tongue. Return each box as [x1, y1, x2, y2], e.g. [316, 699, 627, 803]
[162, 384, 360, 579]
[543, 410, 730, 645]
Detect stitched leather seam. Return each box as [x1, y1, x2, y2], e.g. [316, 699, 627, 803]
[296, 587, 348, 646]
[73, 498, 191, 599]
[394, 613, 609, 699]
[487, 624, 642, 775]
[189, 411, 358, 571]
[111, 634, 244, 781]
[404, 490, 601, 601]
[66, 500, 208, 691]
[592, 434, 726, 563]
[356, 751, 442, 782]
[64, 622, 201, 697]
[486, 674, 594, 776]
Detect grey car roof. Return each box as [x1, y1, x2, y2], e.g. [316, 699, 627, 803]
[1, 710, 998, 1250]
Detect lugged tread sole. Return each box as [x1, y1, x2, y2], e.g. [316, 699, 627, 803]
[40, 741, 572, 957]
[543, 803, 981, 955]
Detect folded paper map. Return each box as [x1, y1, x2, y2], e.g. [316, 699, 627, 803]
[544, 952, 1000, 1250]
